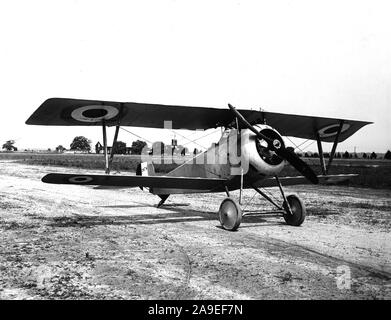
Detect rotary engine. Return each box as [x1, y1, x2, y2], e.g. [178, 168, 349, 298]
[241, 125, 286, 176]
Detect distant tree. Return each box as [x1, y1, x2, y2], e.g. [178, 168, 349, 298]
[112, 141, 127, 154]
[362, 153, 367, 159]
[312, 152, 319, 158]
[324, 152, 330, 158]
[343, 151, 350, 159]
[384, 150, 391, 160]
[296, 152, 303, 157]
[304, 152, 310, 158]
[193, 148, 199, 155]
[130, 140, 147, 155]
[354, 153, 358, 159]
[55, 145, 65, 153]
[2, 140, 17, 151]
[70, 136, 91, 152]
[335, 152, 341, 159]
[370, 152, 377, 159]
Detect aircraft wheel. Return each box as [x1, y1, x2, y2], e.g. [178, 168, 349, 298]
[282, 194, 306, 226]
[218, 198, 242, 231]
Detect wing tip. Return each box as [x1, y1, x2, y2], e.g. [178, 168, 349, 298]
[41, 174, 52, 183]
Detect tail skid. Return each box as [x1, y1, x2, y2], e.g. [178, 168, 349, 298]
[137, 162, 171, 207]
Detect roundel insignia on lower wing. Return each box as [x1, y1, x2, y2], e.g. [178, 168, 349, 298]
[317, 123, 350, 138]
[71, 105, 119, 123]
[68, 176, 94, 183]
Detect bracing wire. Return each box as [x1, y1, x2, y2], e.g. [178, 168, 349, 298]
[285, 136, 316, 154]
[181, 128, 221, 147]
[170, 130, 210, 150]
[119, 127, 153, 144]
[119, 126, 221, 157]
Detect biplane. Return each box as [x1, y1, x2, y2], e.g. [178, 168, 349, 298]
[26, 98, 371, 231]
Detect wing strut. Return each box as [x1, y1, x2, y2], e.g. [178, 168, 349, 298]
[108, 124, 120, 172]
[316, 132, 327, 175]
[102, 120, 109, 174]
[326, 120, 344, 174]
[108, 103, 124, 172]
[315, 120, 345, 175]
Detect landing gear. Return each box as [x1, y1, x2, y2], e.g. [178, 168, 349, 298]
[275, 176, 306, 226]
[282, 194, 306, 226]
[246, 176, 306, 228]
[218, 198, 242, 231]
[218, 175, 307, 230]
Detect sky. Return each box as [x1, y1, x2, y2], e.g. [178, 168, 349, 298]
[0, 0, 390, 153]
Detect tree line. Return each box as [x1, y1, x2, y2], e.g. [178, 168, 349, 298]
[298, 150, 391, 160]
[3, 137, 391, 160]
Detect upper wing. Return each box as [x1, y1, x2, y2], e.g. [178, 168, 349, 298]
[42, 173, 226, 190]
[26, 98, 230, 130]
[26, 97, 371, 142]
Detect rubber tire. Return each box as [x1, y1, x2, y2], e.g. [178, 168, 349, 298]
[282, 194, 306, 226]
[218, 198, 242, 231]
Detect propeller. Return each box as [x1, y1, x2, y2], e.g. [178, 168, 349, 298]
[228, 104, 319, 184]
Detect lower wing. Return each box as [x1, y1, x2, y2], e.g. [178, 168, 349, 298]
[252, 174, 358, 188]
[42, 173, 226, 190]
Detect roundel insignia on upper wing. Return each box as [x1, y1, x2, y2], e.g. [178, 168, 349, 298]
[71, 105, 119, 123]
[68, 176, 94, 183]
[317, 123, 350, 138]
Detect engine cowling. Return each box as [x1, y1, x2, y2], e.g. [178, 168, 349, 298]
[241, 125, 286, 176]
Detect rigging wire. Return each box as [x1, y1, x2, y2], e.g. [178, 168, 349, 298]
[242, 190, 258, 213]
[285, 137, 319, 167]
[181, 128, 221, 147]
[119, 127, 153, 144]
[285, 136, 315, 154]
[169, 129, 209, 150]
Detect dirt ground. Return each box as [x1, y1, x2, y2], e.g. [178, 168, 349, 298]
[0, 160, 390, 300]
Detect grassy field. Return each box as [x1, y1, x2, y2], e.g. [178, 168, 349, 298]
[1, 152, 390, 189]
[0, 152, 177, 173]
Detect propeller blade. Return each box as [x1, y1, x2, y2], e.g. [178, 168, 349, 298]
[228, 103, 319, 184]
[276, 147, 319, 184]
[228, 104, 272, 143]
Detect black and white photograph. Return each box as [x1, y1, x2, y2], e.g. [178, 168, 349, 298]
[0, 0, 390, 304]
